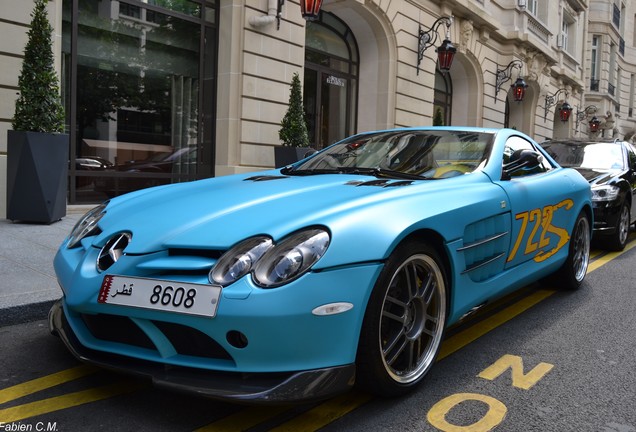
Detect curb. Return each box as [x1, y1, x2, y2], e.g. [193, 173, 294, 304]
[0, 300, 57, 327]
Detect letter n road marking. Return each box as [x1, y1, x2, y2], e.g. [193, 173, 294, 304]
[477, 354, 554, 390]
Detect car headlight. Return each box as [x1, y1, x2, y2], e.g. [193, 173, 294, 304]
[67, 203, 108, 248]
[209, 236, 273, 285]
[253, 228, 330, 288]
[591, 185, 620, 202]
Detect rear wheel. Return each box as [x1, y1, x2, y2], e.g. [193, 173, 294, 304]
[552, 211, 590, 290]
[356, 241, 447, 397]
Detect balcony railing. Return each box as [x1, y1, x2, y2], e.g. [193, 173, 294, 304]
[608, 82, 615, 96]
[590, 79, 599, 91]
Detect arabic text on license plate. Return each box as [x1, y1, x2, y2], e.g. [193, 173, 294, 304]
[98, 275, 221, 318]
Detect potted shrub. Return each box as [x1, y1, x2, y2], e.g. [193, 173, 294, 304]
[7, 0, 68, 223]
[276, 72, 313, 167]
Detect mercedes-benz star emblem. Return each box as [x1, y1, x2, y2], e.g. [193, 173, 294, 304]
[97, 233, 131, 272]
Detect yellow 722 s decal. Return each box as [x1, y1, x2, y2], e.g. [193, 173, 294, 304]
[507, 198, 574, 263]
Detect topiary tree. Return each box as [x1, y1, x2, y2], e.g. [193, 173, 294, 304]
[12, 0, 65, 133]
[433, 107, 444, 126]
[279, 72, 310, 147]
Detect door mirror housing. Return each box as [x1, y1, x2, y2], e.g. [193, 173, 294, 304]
[502, 149, 544, 180]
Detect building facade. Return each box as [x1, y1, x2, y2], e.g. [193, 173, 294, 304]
[1, 0, 635, 218]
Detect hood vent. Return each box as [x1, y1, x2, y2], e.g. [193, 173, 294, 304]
[244, 175, 289, 182]
[345, 180, 413, 188]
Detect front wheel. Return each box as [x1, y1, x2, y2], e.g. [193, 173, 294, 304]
[552, 211, 591, 290]
[356, 241, 447, 397]
[604, 203, 630, 251]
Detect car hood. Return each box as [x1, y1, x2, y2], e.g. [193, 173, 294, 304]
[572, 167, 621, 186]
[95, 171, 460, 254]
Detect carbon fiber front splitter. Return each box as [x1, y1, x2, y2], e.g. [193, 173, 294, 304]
[48, 299, 356, 405]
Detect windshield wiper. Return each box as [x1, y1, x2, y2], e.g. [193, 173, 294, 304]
[338, 167, 428, 180]
[281, 167, 340, 176]
[281, 166, 428, 180]
[372, 168, 429, 180]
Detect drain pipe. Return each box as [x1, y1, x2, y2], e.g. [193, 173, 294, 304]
[249, 0, 282, 30]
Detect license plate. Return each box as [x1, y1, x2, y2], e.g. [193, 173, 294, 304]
[98, 275, 221, 318]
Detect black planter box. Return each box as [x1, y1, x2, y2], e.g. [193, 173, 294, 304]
[274, 146, 316, 167]
[7, 130, 69, 223]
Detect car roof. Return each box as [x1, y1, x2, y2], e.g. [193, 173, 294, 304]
[542, 138, 627, 145]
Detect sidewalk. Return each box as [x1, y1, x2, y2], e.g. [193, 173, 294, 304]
[0, 208, 89, 326]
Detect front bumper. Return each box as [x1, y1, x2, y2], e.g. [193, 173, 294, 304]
[49, 299, 355, 404]
[592, 201, 622, 237]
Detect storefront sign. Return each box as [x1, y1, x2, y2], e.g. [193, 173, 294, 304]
[326, 75, 345, 87]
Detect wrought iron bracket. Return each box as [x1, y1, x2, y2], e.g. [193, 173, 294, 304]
[417, 16, 453, 75]
[544, 88, 569, 120]
[495, 60, 523, 102]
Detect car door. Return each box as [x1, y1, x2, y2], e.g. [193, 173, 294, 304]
[494, 136, 579, 269]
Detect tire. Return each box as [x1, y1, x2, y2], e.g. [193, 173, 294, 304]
[356, 241, 447, 397]
[605, 203, 630, 251]
[552, 211, 591, 290]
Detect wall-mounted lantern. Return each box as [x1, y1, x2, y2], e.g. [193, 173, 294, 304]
[575, 105, 597, 132]
[417, 16, 455, 74]
[300, 0, 323, 21]
[495, 60, 526, 103]
[544, 88, 570, 121]
[588, 116, 602, 133]
[558, 101, 573, 122]
[511, 77, 528, 102]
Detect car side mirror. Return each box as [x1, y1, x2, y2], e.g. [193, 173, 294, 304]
[502, 149, 543, 180]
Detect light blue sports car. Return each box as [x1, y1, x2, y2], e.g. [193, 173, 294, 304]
[49, 127, 592, 404]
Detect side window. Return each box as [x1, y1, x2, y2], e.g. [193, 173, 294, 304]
[627, 143, 636, 170]
[503, 136, 551, 177]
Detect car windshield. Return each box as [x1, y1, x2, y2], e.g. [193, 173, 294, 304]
[285, 130, 494, 179]
[545, 142, 625, 170]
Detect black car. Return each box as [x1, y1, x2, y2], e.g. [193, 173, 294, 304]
[542, 138, 636, 250]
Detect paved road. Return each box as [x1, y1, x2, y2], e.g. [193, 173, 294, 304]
[1, 238, 635, 431]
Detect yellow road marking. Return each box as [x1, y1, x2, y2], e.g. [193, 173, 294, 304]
[0, 381, 147, 423]
[268, 391, 373, 432]
[193, 405, 290, 432]
[0, 364, 97, 405]
[587, 239, 636, 274]
[438, 289, 556, 361]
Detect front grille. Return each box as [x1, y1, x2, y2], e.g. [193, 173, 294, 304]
[82, 313, 156, 351]
[81, 313, 233, 362]
[152, 320, 233, 360]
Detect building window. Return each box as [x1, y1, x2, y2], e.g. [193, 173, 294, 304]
[629, 74, 634, 117]
[527, 0, 547, 23]
[119, 3, 141, 19]
[561, 16, 575, 55]
[62, 0, 218, 204]
[434, 70, 452, 126]
[560, 18, 569, 51]
[590, 35, 600, 91]
[613, 3, 620, 29]
[609, 42, 617, 96]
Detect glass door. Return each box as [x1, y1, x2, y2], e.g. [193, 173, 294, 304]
[304, 69, 349, 149]
[304, 12, 358, 149]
